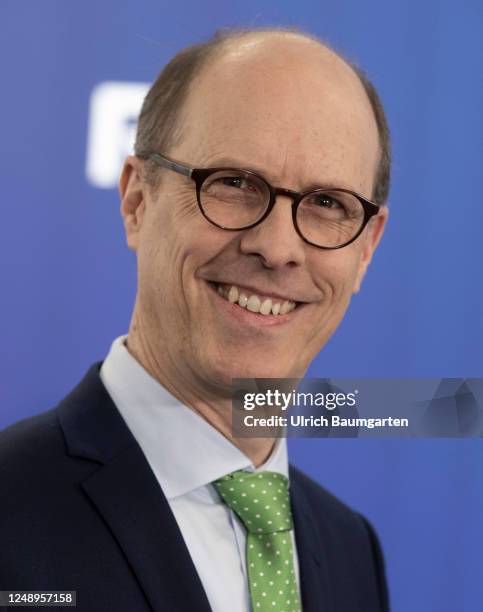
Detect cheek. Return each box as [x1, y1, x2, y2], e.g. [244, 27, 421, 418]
[311, 247, 362, 300]
[134, 196, 194, 314]
[142, 194, 231, 305]
[169, 191, 202, 232]
[301, 252, 363, 357]
[141, 191, 201, 264]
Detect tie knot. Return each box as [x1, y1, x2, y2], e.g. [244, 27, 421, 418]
[213, 470, 293, 534]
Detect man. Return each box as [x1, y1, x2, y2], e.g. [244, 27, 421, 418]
[0, 27, 390, 611]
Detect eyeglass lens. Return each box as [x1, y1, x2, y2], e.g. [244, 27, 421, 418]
[199, 170, 365, 248]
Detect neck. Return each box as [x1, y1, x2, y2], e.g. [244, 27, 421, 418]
[126, 313, 276, 468]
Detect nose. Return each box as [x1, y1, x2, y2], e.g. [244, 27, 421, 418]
[239, 194, 307, 269]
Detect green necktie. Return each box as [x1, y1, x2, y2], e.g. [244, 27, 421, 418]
[214, 470, 302, 612]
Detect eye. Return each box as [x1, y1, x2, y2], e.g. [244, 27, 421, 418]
[312, 194, 343, 209]
[218, 176, 255, 191]
[202, 170, 269, 207]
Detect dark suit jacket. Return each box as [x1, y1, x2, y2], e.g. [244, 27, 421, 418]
[0, 363, 389, 611]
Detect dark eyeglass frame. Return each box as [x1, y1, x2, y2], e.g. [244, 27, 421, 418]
[142, 152, 381, 250]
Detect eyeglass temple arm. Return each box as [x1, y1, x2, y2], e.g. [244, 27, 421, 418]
[148, 153, 193, 178]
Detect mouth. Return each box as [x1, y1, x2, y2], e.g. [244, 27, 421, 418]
[208, 281, 303, 319]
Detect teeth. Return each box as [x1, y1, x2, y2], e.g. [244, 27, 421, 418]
[247, 295, 261, 313]
[238, 293, 248, 308]
[216, 283, 296, 316]
[280, 301, 291, 315]
[228, 285, 239, 303]
[260, 298, 272, 316]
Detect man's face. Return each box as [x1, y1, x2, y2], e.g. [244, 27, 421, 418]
[122, 35, 387, 390]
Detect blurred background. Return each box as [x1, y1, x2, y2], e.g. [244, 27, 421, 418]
[1, 1, 482, 610]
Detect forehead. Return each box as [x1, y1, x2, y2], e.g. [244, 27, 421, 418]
[175, 34, 379, 193]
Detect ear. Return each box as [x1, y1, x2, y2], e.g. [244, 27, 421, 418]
[352, 206, 389, 293]
[119, 155, 147, 252]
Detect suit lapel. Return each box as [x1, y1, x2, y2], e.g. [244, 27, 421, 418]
[289, 467, 334, 612]
[57, 363, 212, 612]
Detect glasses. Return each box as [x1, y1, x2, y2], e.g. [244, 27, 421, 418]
[143, 153, 381, 250]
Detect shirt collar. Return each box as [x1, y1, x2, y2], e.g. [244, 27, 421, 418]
[99, 335, 289, 500]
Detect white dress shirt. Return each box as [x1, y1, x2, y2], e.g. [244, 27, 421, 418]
[99, 335, 300, 612]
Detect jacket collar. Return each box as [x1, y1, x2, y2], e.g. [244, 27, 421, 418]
[57, 363, 213, 612]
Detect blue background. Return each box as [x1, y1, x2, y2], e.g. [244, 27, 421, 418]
[1, 1, 482, 610]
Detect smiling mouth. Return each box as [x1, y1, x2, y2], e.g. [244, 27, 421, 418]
[211, 282, 299, 316]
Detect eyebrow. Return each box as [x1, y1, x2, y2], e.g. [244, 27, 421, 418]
[204, 156, 346, 192]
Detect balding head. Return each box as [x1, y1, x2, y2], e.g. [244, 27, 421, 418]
[135, 27, 391, 204]
[175, 32, 378, 201]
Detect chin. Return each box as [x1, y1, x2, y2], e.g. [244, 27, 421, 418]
[209, 353, 299, 385]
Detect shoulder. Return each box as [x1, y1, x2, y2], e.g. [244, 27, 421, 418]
[0, 397, 97, 499]
[0, 408, 64, 469]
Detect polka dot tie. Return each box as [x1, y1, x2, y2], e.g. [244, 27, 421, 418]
[214, 470, 302, 612]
